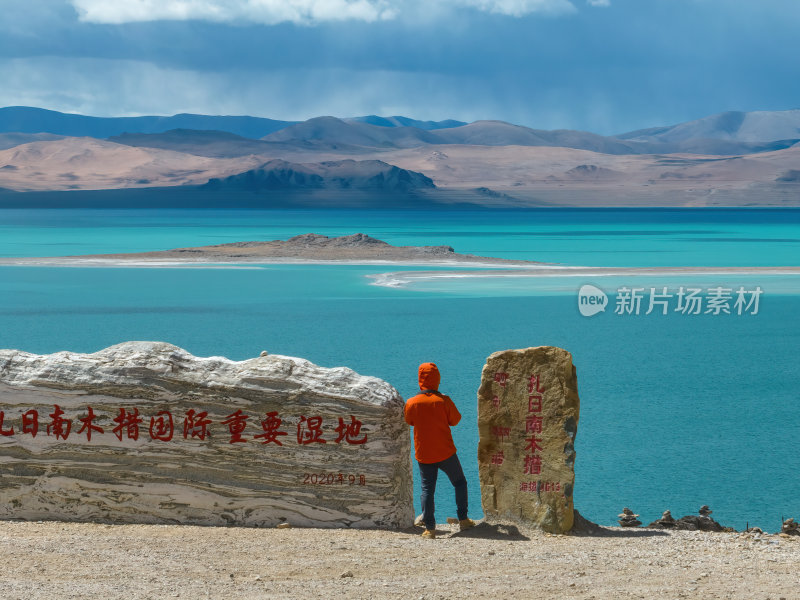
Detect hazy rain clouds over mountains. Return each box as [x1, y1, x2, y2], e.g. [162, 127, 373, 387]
[1, 0, 799, 207]
[1, 0, 799, 134]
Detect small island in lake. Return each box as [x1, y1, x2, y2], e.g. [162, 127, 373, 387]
[2, 233, 538, 266]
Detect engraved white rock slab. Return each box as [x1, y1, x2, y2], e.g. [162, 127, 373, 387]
[0, 341, 413, 529]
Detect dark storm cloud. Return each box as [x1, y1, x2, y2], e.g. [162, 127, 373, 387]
[0, 0, 798, 133]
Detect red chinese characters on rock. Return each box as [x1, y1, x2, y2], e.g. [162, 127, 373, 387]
[492, 426, 511, 441]
[523, 373, 545, 476]
[526, 415, 543, 434]
[333, 415, 367, 445]
[297, 415, 327, 445]
[22, 409, 39, 437]
[254, 411, 288, 445]
[0, 406, 369, 447]
[528, 374, 545, 395]
[523, 453, 542, 475]
[47, 405, 72, 440]
[493, 372, 509, 388]
[149, 410, 174, 442]
[221, 409, 249, 444]
[524, 434, 543, 454]
[112, 407, 142, 441]
[183, 409, 212, 441]
[77, 406, 104, 442]
[520, 481, 561, 493]
[254, 411, 288, 446]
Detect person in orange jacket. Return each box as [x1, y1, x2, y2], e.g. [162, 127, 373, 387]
[404, 362, 475, 539]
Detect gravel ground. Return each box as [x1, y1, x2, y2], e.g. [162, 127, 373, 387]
[1, 520, 797, 599]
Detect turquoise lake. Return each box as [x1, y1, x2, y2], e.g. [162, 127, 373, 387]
[1, 208, 798, 530]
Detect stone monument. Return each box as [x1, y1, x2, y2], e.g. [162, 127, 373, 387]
[0, 341, 413, 529]
[477, 346, 579, 533]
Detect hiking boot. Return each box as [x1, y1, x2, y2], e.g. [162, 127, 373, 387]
[421, 529, 436, 539]
[459, 518, 476, 531]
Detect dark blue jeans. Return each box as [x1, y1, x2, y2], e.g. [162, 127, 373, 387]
[418, 453, 468, 530]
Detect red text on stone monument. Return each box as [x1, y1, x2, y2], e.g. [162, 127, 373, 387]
[297, 415, 327, 445]
[333, 415, 368, 445]
[254, 411, 288, 446]
[221, 409, 249, 443]
[77, 406, 104, 442]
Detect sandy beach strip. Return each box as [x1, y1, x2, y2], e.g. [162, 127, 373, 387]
[1, 256, 799, 282]
[0, 520, 797, 599]
[366, 265, 800, 287]
[0, 256, 534, 268]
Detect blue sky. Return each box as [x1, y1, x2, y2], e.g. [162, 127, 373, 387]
[1, 0, 798, 134]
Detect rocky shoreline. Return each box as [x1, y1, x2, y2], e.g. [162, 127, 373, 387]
[615, 506, 800, 536]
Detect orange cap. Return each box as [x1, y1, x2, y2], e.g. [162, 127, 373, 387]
[418, 362, 440, 391]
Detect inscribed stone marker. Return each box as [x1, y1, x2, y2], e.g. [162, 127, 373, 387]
[0, 341, 413, 529]
[477, 346, 579, 533]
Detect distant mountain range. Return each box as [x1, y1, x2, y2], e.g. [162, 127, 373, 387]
[0, 107, 294, 139]
[1, 106, 798, 156]
[618, 110, 800, 144]
[263, 115, 799, 155]
[1, 106, 798, 207]
[0, 107, 464, 141]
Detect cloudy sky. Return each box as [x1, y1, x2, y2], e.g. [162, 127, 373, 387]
[1, 0, 798, 134]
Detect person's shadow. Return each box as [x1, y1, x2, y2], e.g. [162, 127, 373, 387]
[404, 510, 672, 540]
[405, 521, 530, 540]
[450, 521, 670, 539]
[449, 521, 530, 540]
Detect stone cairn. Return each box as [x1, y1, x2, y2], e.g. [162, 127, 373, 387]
[745, 526, 763, 534]
[674, 506, 724, 532]
[782, 518, 800, 536]
[647, 510, 677, 529]
[644, 506, 730, 531]
[618, 507, 642, 527]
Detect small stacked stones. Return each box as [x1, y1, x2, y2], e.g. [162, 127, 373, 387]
[745, 526, 763, 534]
[647, 510, 677, 529]
[618, 507, 642, 527]
[782, 518, 799, 536]
[674, 505, 724, 531]
[694, 505, 724, 531]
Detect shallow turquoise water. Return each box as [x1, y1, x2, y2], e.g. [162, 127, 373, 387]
[0, 208, 799, 530]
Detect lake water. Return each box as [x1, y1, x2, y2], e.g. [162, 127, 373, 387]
[1, 207, 798, 530]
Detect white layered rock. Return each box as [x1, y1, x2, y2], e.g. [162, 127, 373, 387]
[0, 342, 413, 529]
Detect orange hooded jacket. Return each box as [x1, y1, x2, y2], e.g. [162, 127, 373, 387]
[404, 362, 461, 464]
